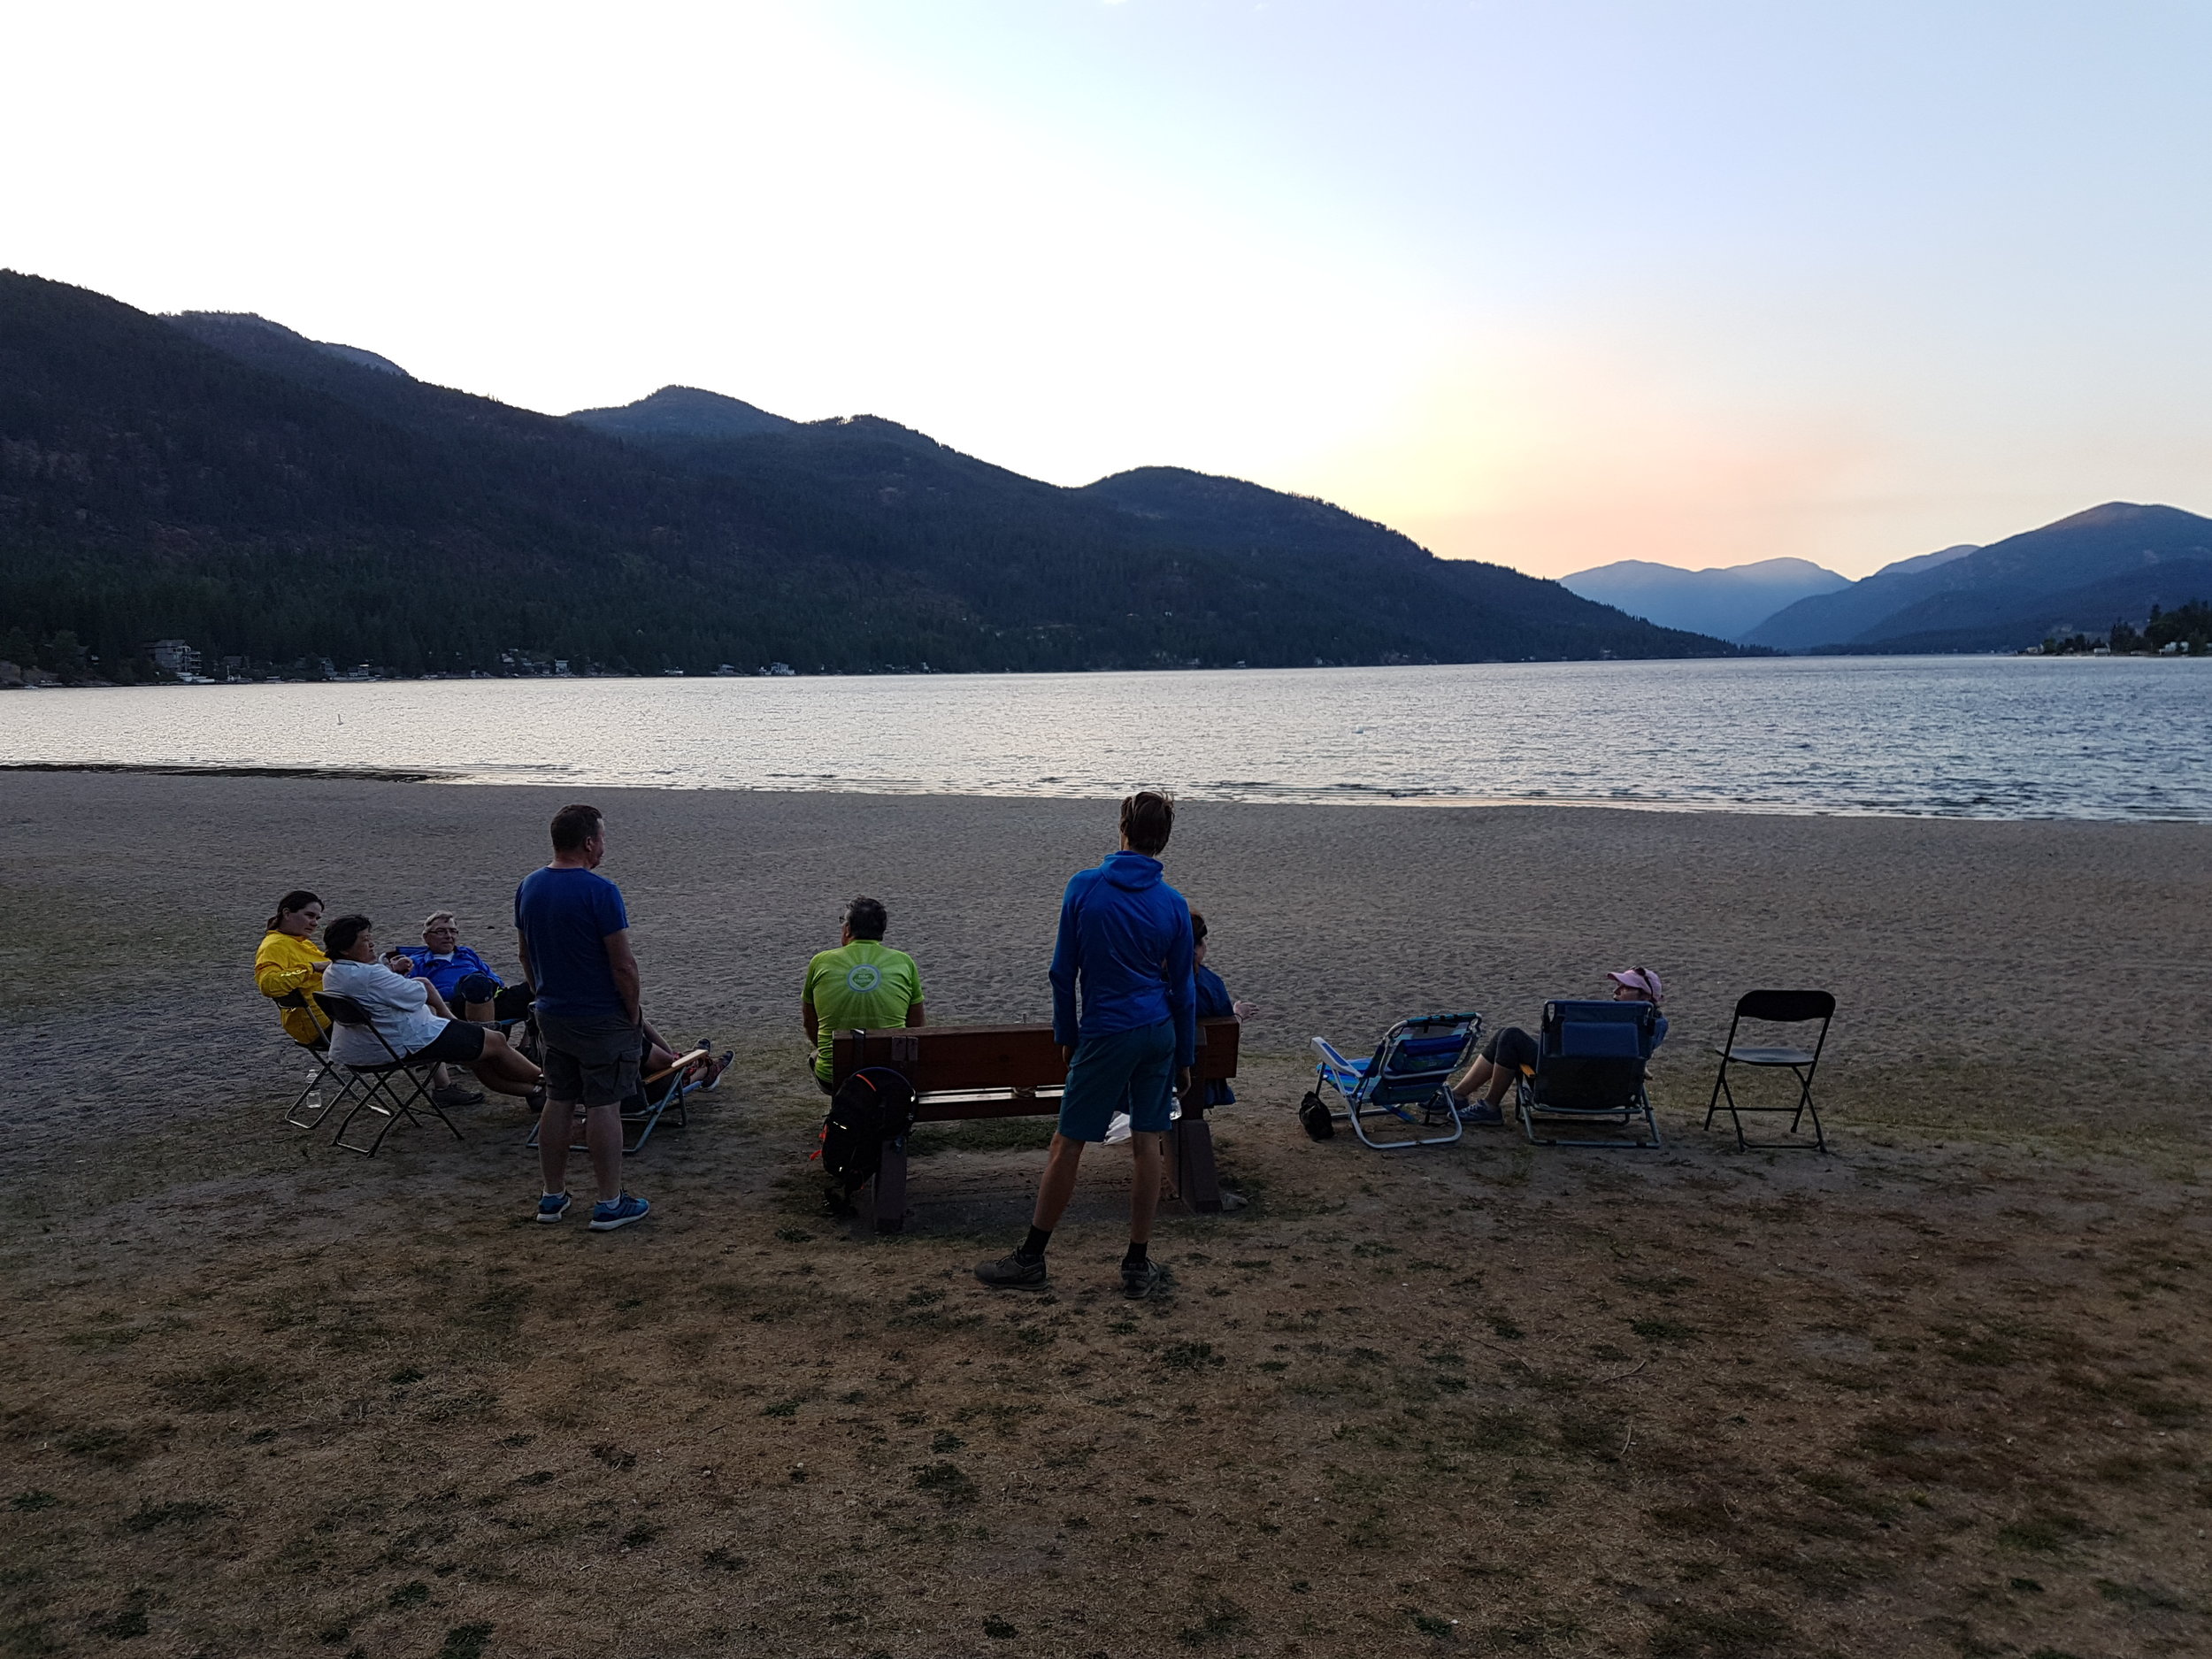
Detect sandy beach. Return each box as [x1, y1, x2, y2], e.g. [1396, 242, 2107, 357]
[3, 772, 2208, 1657]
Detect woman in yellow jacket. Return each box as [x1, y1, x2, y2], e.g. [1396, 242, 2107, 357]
[256, 889, 330, 1046]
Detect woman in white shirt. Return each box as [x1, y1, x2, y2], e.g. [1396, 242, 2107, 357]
[320, 914, 543, 1099]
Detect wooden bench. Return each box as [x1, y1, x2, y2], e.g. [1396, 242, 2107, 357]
[829, 1018, 1240, 1233]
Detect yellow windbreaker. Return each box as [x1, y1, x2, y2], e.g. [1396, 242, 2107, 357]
[255, 930, 329, 1047]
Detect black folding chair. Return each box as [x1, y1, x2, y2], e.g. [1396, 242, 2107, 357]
[526, 1046, 709, 1156]
[1514, 999, 1663, 1148]
[313, 992, 466, 1156]
[273, 990, 354, 1131]
[1704, 990, 1835, 1153]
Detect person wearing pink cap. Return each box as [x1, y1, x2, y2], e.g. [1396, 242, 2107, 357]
[1448, 967, 1668, 1124]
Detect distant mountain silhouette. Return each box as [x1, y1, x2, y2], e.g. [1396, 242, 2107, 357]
[1560, 556, 1851, 641]
[0, 271, 1746, 680]
[1746, 505, 2212, 651]
[1080, 467, 1432, 564]
[168, 311, 411, 379]
[1869, 542, 1978, 581]
[568, 385, 795, 441]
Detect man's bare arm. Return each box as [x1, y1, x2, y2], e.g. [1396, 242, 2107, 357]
[905, 1002, 926, 1028]
[603, 928, 642, 1025]
[803, 1001, 819, 1045]
[515, 931, 535, 990]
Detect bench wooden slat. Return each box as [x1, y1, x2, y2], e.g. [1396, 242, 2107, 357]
[831, 1018, 1239, 1099]
[826, 1018, 1241, 1231]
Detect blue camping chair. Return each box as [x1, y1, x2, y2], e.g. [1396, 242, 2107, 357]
[1513, 999, 1663, 1148]
[1303, 1012, 1484, 1149]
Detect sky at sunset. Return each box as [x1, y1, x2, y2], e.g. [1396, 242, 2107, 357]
[7, 1, 2210, 579]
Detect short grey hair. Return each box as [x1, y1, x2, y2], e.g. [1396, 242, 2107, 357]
[421, 910, 457, 933]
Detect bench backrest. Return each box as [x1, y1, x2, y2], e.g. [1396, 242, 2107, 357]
[831, 1019, 1240, 1121]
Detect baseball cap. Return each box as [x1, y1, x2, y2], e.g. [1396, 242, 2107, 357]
[1607, 966, 1663, 1003]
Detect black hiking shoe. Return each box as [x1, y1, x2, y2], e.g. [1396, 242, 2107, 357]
[1121, 1257, 1167, 1300]
[975, 1252, 1048, 1290]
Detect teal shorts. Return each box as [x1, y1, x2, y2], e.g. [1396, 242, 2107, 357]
[1057, 1020, 1178, 1143]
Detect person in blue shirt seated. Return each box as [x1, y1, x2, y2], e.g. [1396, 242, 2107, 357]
[1448, 966, 1668, 1124]
[388, 910, 533, 1024]
[1189, 910, 1257, 1110]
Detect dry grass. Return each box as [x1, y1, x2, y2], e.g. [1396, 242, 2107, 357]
[2, 775, 2208, 1657]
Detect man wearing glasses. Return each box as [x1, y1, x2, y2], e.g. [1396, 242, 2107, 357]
[389, 910, 533, 1024]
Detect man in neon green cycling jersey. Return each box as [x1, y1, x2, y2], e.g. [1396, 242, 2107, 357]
[803, 896, 926, 1089]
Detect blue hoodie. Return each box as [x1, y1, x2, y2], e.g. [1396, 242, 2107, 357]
[1049, 850, 1196, 1064]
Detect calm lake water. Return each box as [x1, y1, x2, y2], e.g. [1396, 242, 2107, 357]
[3, 657, 2206, 820]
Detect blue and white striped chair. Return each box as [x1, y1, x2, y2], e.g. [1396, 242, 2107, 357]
[1302, 1012, 1483, 1150]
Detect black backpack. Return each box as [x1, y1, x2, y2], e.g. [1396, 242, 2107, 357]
[817, 1066, 918, 1215]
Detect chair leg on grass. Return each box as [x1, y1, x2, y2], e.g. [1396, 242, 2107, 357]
[1517, 1082, 1663, 1149]
[1345, 1091, 1466, 1151]
[1706, 1061, 1828, 1153]
[284, 1066, 353, 1132]
[333, 1065, 448, 1156]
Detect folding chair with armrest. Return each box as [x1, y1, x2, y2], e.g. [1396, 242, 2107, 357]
[1704, 990, 1834, 1152]
[312, 991, 465, 1156]
[1304, 1012, 1484, 1149]
[1514, 999, 1663, 1148]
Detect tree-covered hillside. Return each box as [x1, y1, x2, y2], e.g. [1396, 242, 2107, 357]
[0, 272, 1742, 680]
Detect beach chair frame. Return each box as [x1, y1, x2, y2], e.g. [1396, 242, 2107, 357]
[1704, 990, 1834, 1153]
[526, 1046, 710, 1156]
[274, 990, 356, 1131]
[313, 992, 465, 1156]
[1306, 1012, 1484, 1150]
[1514, 999, 1663, 1149]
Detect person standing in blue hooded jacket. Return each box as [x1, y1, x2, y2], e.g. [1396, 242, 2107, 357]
[977, 791, 1193, 1298]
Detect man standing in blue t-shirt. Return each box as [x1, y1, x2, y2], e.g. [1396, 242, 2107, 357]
[976, 790, 1194, 1299]
[515, 803, 652, 1232]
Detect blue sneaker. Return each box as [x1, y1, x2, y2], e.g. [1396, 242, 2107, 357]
[588, 1194, 651, 1232]
[1463, 1100, 1503, 1125]
[534, 1191, 572, 1225]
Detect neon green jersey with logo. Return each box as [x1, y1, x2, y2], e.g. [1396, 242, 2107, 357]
[804, 940, 926, 1080]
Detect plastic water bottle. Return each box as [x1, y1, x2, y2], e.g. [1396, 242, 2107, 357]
[304, 1071, 322, 1114]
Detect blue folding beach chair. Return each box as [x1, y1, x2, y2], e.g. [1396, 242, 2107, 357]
[1303, 1012, 1484, 1149]
[1513, 999, 1663, 1148]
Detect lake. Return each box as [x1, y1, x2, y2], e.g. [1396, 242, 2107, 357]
[2, 656, 2205, 820]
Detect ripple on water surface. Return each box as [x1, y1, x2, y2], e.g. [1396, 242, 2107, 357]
[2, 657, 2206, 821]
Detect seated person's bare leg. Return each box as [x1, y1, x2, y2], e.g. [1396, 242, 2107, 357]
[639, 1018, 682, 1076]
[1449, 1055, 1495, 1102]
[467, 1030, 542, 1096]
[464, 999, 493, 1022]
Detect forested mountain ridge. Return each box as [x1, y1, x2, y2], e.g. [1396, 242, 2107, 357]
[0, 271, 1745, 680]
[567, 385, 795, 441]
[1745, 504, 2212, 652]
